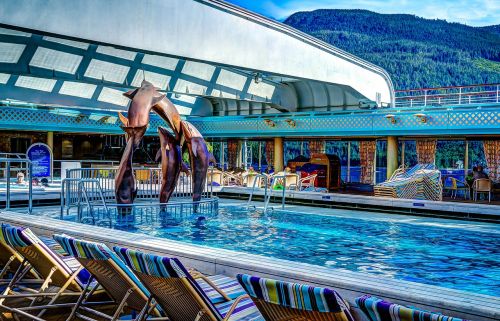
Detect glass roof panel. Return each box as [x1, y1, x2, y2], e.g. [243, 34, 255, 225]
[131, 70, 170, 90]
[248, 81, 276, 99]
[84, 59, 130, 84]
[0, 27, 31, 37]
[15, 76, 57, 92]
[0, 43, 26, 63]
[175, 105, 192, 115]
[42, 36, 89, 50]
[59, 81, 97, 99]
[96, 46, 137, 61]
[0, 73, 10, 84]
[173, 79, 207, 95]
[98, 87, 129, 106]
[216, 69, 247, 91]
[30, 47, 83, 74]
[181, 61, 216, 81]
[142, 54, 178, 70]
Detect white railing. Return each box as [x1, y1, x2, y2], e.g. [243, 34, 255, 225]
[395, 83, 500, 108]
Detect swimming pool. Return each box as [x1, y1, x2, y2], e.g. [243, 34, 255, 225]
[125, 206, 500, 297]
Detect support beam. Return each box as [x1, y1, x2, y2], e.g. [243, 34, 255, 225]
[46, 132, 54, 151]
[273, 137, 284, 172]
[386, 136, 398, 179]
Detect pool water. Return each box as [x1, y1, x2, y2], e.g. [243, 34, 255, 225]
[131, 206, 500, 297]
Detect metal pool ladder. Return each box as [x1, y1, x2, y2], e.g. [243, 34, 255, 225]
[247, 174, 271, 212]
[247, 174, 288, 211]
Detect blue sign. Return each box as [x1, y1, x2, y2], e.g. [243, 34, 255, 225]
[27, 143, 52, 178]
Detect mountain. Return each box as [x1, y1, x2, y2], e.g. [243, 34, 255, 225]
[284, 10, 500, 90]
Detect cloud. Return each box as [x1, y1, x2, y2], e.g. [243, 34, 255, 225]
[252, 0, 500, 26]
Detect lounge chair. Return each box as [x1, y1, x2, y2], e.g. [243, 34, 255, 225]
[356, 294, 469, 321]
[0, 224, 99, 320]
[374, 164, 443, 201]
[53, 234, 168, 321]
[237, 274, 354, 321]
[114, 247, 262, 321]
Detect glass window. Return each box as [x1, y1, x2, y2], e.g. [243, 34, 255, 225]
[436, 140, 465, 181]
[350, 141, 360, 183]
[376, 140, 387, 183]
[325, 141, 349, 181]
[284, 141, 308, 165]
[467, 141, 487, 170]
[402, 140, 418, 168]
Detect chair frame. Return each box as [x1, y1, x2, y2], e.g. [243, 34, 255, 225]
[473, 178, 492, 202]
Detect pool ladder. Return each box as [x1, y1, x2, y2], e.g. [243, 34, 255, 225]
[247, 174, 287, 212]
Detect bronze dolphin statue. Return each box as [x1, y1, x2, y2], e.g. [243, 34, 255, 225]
[156, 126, 182, 204]
[180, 120, 210, 204]
[152, 95, 182, 141]
[114, 126, 147, 212]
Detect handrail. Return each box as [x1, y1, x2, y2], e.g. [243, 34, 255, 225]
[395, 83, 500, 93]
[0, 157, 33, 214]
[247, 174, 269, 211]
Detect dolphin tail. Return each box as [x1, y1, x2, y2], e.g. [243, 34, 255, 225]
[118, 112, 128, 127]
[155, 149, 162, 162]
[208, 152, 217, 165]
[181, 162, 191, 176]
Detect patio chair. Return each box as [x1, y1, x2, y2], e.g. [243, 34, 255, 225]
[53, 234, 167, 321]
[298, 174, 317, 191]
[114, 247, 262, 321]
[246, 174, 262, 188]
[444, 177, 470, 199]
[237, 274, 354, 321]
[0, 224, 101, 320]
[208, 169, 224, 186]
[356, 294, 468, 321]
[473, 178, 492, 202]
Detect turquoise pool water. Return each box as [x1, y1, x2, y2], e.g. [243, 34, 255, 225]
[128, 206, 500, 297]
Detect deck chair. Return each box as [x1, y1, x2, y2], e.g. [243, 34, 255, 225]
[114, 247, 263, 321]
[237, 274, 354, 321]
[356, 295, 469, 321]
[53, 234, 168, 321]
[0, 224, 99, 320]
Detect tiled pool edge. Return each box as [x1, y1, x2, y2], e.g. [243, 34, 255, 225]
[222, 187, 500, 220]
[1, 211, 498, 321]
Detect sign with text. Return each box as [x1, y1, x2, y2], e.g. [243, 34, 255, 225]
[26, 143, 53, 178]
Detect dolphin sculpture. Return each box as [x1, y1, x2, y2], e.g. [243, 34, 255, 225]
[156, 126, 182, 204]
[152, 95, 182, 141]
[180, 120, 210, 203]
[114, 128, 146, 217]
[119, 80, 165, 149]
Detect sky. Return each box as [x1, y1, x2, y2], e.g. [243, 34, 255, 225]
[226, 0, 500, 27]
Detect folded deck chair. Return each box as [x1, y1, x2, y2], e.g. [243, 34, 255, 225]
[54, 234, 168, 321]
[356, 295, 469, 321]
[237, 274, 354, 321]
[0, 224, 98, 321]
[114, 247, 263, 321]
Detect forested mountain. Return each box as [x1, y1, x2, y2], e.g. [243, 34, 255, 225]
[284, 10, 500, 90]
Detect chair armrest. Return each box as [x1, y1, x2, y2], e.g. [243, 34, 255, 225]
[189, 269, 231, 302]
[222, 294, 251, 321]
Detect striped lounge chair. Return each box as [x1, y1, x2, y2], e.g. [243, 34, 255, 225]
[54, 234, 168, 321]
[114, 247, 263, 321]
[356, 295, 469, 321]
[236, 274, 354, 321]
[0, 224, 98, 320]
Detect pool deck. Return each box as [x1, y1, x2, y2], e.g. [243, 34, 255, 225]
[1, 208, 498, 321]
[222, 186, 500, 221]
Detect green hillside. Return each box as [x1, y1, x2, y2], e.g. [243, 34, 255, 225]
[284, 10, 500, 90]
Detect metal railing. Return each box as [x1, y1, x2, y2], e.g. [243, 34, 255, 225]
[247, 174, 270, 211]
[76, 198, 219, 228]
[395, 83, 500, 108]
[0, 158, 33, 214]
